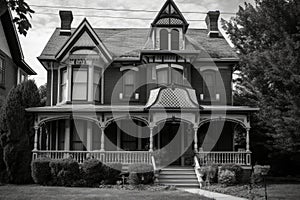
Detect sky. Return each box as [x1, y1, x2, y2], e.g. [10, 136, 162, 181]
[18, 0, 255, 86]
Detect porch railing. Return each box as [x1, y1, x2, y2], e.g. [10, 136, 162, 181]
[196, 151, 251, 166]
[33, 150, 151, 164]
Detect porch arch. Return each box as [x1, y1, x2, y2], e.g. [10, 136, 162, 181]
[105, 116, 149, 128]
[199, 117, 248, 129]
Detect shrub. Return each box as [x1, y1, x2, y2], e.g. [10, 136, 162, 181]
[128, 163, 154, 185]
[218, 169, 236, 185]
[49, 158, 80, 186]
[200, 164, 219, 183]
[81, 159, 104, 186]
[103, 163, 122, 184]
[220, 164, 243, 183]
[31, 158, 51, 185]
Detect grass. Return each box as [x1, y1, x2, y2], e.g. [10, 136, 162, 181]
[203, 182, 300, 200]
[0, 185, 212, 200]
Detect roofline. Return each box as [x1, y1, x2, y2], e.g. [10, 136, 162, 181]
[1, 9, 37, 75]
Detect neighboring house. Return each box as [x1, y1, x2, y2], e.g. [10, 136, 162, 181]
[28, 0, 258, 186]
[0, 9, 36, 104]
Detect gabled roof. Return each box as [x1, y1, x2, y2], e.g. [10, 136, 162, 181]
[0, 9, 36, 75]
[39, 28, 238, 61]
[152, 0, 189, 32]
[55, 18, 112, 62]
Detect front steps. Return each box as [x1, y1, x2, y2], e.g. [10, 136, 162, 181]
[158, 166, 200, 188]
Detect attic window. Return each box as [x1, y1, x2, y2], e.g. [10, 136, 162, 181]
[171, 29, 179, 50]
[160, 29, 169, 50]
[159, 29, 180, 50]
[72, 49, 98, 55]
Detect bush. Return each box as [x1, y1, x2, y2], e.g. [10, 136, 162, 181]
[218, 169, 236, 185]
[220, 164, 243, 183]
[49, 158, 80, 186]
[81, 159, 104, 186]
[128, 163, 154, 185]
[200, 164, 218, 183]
[103, 163, 122, 184]
[31, 158, 51, 185]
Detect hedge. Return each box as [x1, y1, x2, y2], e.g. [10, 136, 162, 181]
[31, 158, 52, 185]
[128, 163, 154, 185]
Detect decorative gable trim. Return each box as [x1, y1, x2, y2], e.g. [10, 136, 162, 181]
[152, 0, 189, 32]
[55, 18, 112, 63]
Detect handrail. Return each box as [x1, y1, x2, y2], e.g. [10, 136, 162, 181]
[151, 155, 157, 171]
[197, 151, 251, 166]
[194, 156, 204, 188]
[151, 155, 160, 183]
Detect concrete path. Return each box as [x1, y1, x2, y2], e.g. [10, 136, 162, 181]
[179, 188, 247, 200]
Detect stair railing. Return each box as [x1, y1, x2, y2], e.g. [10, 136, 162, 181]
[151, 155, 159, 183]
[194, 155, 204, 188]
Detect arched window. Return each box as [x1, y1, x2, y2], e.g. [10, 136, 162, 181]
[160, 29, 169, 50]
[171, 29, 180, 50]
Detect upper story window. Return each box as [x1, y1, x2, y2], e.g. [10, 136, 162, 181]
[60, 68, 67, 102]
[120, 66, 139, 100]
[202, 70, 216, 101]
[156, 64, 183, 85]
[159, 29, 181, 50]
[72, 67, 88, 101]
[93, 68, 101, 102]
[0, 57, 5, 87]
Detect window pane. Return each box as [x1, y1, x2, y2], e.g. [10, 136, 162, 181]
[94, 68, 101, 84]
[94, 84, 100, 101]
[171, 29, 180, 50]
[124, 71, 134, 84]
[61, 85, 66, 102]
[73, 68, 87, 83]
[203, 71, 216, 99]
[157, 69, 168, 84]
[160, 29, 169, 50]
[124, 85, 134, 97]
[172, 68, 183, 85]
[72, 83, 87, 100]
[61, 69, 67, 84]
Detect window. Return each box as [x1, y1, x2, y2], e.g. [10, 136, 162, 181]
[160, 29, 169, 50]
[72, 67, 88, 101]
[60, 68, 67, 102]
[123, 70, 135, 98]
[156, 64, 183, 85]
[171, 29, 180, 50]
[93, 68, 101, 101]
[0, 57, 4, 87]
[203, 70, 216, 100]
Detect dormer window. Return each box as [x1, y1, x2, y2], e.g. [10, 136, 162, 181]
[159, 29, 180, 50]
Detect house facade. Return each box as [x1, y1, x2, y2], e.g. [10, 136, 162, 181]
[0, 9, 36, 104]
[28, 0, 258, 178]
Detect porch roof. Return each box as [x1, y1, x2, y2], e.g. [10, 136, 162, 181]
[26, 104, 146, 113]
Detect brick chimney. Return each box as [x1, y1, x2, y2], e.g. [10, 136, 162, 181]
[59, 10, 73, 36]
[205, 11, 220, 38]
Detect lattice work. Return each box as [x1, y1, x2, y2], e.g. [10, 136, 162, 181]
[156, 17, 184, 25]
[157, 18, 169, 25]
[170, 18, 184, 25]
[154, 88, 198, 108]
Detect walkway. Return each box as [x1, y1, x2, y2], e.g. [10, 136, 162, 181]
[179, 188, 247, 200]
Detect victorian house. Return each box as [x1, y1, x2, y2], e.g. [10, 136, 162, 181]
[0, 9, 36, 104]
[28, 0, 258, 187]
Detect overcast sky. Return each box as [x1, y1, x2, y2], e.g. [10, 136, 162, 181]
[19, 0, 255, 86]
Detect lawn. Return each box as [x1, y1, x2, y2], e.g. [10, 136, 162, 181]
[203, 183, 300, 200]
[0, 185, 212, 200]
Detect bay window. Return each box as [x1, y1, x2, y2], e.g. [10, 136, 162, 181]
[72, 67, 88, 101]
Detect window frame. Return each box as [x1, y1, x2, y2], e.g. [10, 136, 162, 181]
[160, 29, 169, 50]
[71, 66, 89, 101]
[156, 64, 184, 86]
[171, 29, 180, 50]
[60, 67, 68, 102]
[93, 67, 101, 102]
[122, 69, 136, 99]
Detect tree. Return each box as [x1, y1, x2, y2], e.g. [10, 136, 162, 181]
[222, 0, 300, 175]
[0, 80, 41, 183]
[0, 0, 34, 36]
[39, 83, 47, 106]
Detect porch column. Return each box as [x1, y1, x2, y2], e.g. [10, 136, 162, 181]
[39, 127, 43, 150]
[45, 126, 49, 150]
[86, 122, 93, 151]
[246, 128, 250, 152]
[64, 119, 71, 151]
[138, 122, 142, 150]
[194, 126, 199, 153]
[33, 126, 39, 151]
[55, 121, 59, 150]
[100, 124, 105, 152]
[149, 126, 154, 152]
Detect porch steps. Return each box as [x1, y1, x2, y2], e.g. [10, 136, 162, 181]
[158, 166, 200, 188]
